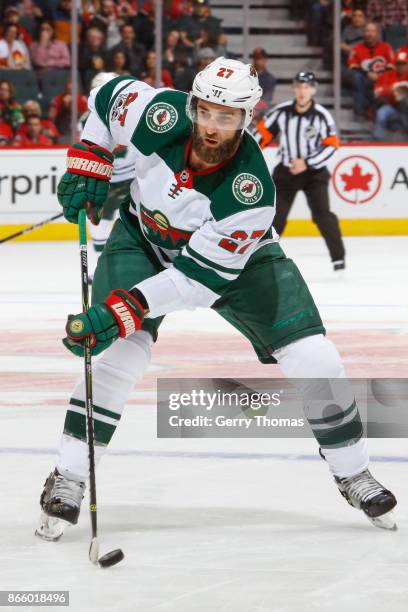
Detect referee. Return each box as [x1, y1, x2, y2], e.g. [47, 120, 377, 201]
[255, 71, 345, 272]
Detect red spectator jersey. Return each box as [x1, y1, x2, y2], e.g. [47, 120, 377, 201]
[13, 133, 53, 147]
[49, 94, 88, 117]
[16, 119, 60, 141]
[374, 68, 408, 104]
[0, 121, 13, 144]
[348, 41, 394, 73]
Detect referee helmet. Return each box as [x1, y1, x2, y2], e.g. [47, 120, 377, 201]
[293, 71, 318, 87]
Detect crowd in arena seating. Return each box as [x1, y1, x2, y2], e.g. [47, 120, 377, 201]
[1, 0, 407, 146]
[0, 0, 234, 145]
[291, 0, 408, 140]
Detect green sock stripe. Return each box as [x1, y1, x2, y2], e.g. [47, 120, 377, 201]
[70, 397, 121, 421]
[64, 410, 86, 441]
[313, 415, 363, 448]
[64, 410, 116, 446]
[308, 399, 357, 426]
[93, 243, 105, 253]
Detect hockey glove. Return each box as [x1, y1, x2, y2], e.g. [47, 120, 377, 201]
[57, 142, 114, 225]
[63, 289, 145, 357]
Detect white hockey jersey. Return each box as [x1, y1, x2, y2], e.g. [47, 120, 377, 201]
[81, 76, 277, 317]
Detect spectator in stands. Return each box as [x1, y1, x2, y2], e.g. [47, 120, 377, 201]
[348, 21, 394, 117]
[116, 0, 137, 20]
[48, 78, 88, 141]
[172, 49, 195, 91]
[341, 9, 366, 62]
[195, 46, 215, 71]
[0, 79, 24, 130]
[0, 120, 14, 145]
[16, 99, 60, 142]
[0, 23, 32, 69]
[29, 21, 71, 70]
[1, 6, 33, 46]
[177, 0, 222, 47]
[111, 23, 146, 77]
[13, 115, 53, 145]
[78, 27, 108, 91]
[91, 0, 122, 49]
[132, 2, 156, 51]
[373, 50, 408, 139]
[308, 0, 332, 47]
[107, 49, 131, 75]
[251, 47, 276, 105]
[340, 0, 354, 28]
[13, 0, 46, 33]
[140, 49, 174, 88]
[26, 0, 52, 22]
[193, 27, 212, 55]
[52, 0, 82, 45]
[163, 29, 184, 75]
[190, 0, 222, 40]
[214, 33, 228, 57]
[366, 0, 408, 28]
[341, 8, 366, 86]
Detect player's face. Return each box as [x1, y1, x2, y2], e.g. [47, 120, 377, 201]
[192, 100, 243, 164]
[293, 82, 315, 106]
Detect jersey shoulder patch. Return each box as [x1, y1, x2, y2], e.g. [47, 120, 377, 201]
[210, 132, 276, 222]
[94, 76, 137, 128]
[130, 89, 190, 156]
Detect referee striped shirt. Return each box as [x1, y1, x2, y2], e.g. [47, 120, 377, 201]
[254, 100, 340, 170]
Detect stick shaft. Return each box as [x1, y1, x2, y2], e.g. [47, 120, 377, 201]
[78, 210, 98, 542]
[0, 212, 64, 244]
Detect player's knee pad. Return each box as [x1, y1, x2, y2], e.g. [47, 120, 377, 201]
[273, 334, 345, 379]
[95, 329, 153, 386]
[273, 335, 363, 449]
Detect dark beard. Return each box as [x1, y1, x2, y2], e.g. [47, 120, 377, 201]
[191, 128, 241, 165]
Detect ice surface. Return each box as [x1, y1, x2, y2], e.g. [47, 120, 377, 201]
[0, 236, 407, 612]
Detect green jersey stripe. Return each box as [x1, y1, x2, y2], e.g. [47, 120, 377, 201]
[174, 255, 230, 294]
[185, 244, 242, 275]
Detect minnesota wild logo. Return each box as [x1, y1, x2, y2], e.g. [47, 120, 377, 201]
[232, 173, 263, 205]
[140, 205, 192, 249]
[146, 103, 178, 133]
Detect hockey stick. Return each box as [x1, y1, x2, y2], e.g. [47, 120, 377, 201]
[0, 212, 64, 244]
[78, 209, 124, 568]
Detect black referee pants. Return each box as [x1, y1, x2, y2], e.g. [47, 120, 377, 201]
[272, 163, 345, 262]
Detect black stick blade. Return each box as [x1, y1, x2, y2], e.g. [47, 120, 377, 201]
[98, 549, 125, 568]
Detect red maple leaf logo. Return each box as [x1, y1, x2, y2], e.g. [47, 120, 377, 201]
[242, 182, 254, 193]
[340, 163, 373, 192]
[157, 110, 167, 125]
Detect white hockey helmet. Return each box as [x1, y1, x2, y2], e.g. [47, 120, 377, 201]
[187, 57, 263, 129]
[91, 72, 119, 89]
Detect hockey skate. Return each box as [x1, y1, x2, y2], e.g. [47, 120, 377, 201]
[35, 469, 86, 541]
[335, 468, 397, 530]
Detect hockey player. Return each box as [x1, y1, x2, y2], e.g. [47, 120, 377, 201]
[36, 58, 397, 541]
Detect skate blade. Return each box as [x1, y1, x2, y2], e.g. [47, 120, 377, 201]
[367, 509, 397, 531]
[35, 512, 69, 542]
